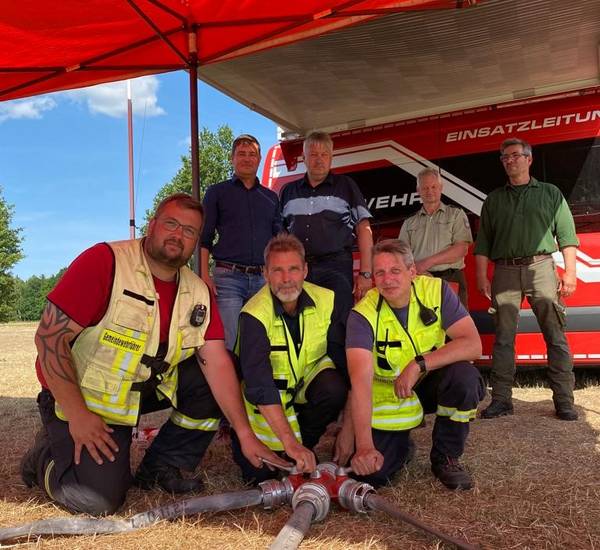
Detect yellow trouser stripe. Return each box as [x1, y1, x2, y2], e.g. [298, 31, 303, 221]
[170, 411, 219, 431]
[436, 405, 477, 422]
[43, 459, 55, 500]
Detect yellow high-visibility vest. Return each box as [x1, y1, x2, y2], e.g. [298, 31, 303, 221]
[353, 276, 446, 431]
[61, 239, 210, 426]
[238, 281, 335, 450]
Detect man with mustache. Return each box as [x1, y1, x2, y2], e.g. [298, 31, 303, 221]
[20, 193, 287, 516]
[231, 233, 348, 482]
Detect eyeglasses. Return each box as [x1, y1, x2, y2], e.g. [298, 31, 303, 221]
[500, 152, 529, 163]
[160, 218, 199, 239]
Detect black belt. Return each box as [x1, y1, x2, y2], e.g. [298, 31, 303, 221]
[215, 261, 263, 275]
[495, 254, 551, 266]
[429, 268, 460, 277]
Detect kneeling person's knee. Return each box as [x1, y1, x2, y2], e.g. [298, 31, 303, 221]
[61, 484, 127, 516]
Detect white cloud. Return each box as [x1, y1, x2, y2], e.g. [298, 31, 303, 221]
[178, 135, 191, 148]
[0, 97, 57, 123]
[65, 75, 166, 118]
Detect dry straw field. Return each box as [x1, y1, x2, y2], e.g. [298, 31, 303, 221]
[1, 322, 599, 549]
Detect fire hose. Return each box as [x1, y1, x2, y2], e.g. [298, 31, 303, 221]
[0, 462, 479, 549]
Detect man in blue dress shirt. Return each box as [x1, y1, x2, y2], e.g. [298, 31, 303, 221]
[200, 134, 282, 350]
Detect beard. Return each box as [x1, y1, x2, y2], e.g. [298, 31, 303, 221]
[273, 284, 302, 304]
[145, 236, 191, 269]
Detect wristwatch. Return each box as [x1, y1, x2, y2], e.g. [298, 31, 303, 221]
[415, 354, 427, 373]
[358, 271, 372, 279]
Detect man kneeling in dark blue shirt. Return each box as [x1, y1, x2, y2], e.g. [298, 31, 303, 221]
[231, 233, 348, 483]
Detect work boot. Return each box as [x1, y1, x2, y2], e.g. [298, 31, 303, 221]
[20, 426, 50, 488]
[555, 407, 578, 421]
[134, 461, 204, 494]
[431, 456, 473, 490]
[480, 399, 513, 419]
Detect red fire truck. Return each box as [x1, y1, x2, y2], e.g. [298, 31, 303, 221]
[263, 87, 600, 367]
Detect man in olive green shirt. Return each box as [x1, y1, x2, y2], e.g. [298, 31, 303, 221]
[399, 168, 472, 306]
[474, 137, 579, 421]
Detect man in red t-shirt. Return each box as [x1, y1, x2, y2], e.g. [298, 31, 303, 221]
[21, 193, 287, 516]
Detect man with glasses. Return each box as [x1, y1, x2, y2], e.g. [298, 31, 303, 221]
[200, 134, 281, 350]
[20, 193, 287, 516]
[474, 138, 579, 421]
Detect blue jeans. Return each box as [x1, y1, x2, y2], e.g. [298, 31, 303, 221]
[213, 266, 265, 350]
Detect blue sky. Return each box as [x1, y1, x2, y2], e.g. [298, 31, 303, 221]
[0, 72, 277, 279]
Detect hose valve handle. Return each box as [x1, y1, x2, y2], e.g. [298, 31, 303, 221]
[260, 457, 298, 474]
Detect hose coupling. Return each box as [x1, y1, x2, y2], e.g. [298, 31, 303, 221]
[291, 482, 331, 522]
[259, 478, 294, 509]
[337, 479, 375, 513]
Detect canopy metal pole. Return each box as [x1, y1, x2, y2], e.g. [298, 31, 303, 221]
[127, 80, 136, 239]
[188, 26, 201, 274]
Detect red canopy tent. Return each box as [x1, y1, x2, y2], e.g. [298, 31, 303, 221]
[0, 0, 480, 197]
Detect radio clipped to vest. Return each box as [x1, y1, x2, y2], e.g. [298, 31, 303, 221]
[190, 304, 207, 327]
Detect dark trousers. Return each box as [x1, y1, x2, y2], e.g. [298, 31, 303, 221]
[490, 257, 574, 407]
[355, 361, 484, 488]
[307, 253, 354, 324]
[232, 369, 347, 484]
[431, 268, 468, 307]
[36, 355, 222, 516]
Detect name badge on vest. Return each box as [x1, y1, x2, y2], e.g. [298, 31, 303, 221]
[190, 304, 207, 327]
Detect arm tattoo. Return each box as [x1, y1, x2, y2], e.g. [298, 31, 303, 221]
[36, 302, 80, 385]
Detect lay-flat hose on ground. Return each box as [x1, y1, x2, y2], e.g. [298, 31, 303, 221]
[268, 500, 315, 550]
[0, 517, 134, 542]
[130, 488, 264, 527]
[0, 489, 264, 543]
[365, 493, 479, 550]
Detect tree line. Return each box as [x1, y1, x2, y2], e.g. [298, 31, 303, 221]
[1, 125, 234, 323]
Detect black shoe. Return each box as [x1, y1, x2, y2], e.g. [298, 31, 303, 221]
[134, 461, 204, 494]
[480, 400, 514, 419]
[20, 426, 50, 488]
[556, 407, 578, 421]
[431, 457, 473, 490]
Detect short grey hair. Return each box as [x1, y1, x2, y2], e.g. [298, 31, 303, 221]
[264, 233, 306, 266]
[372, 239, 415, 268]
[501, 137, 532, 156]
[303, 131, 333, 157]
[417, 167, 442, 187]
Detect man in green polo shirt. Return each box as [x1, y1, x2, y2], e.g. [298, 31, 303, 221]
[399, 167, 472, 306]
[474, 137, 579, 421]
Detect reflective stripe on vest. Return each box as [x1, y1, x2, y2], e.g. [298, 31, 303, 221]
[353, 276, 446, 431]
[245, 403, 302, 449]
[62, 239, 210, 426]
[239, 282, 335, 450]
[170, 410, 219, 431]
